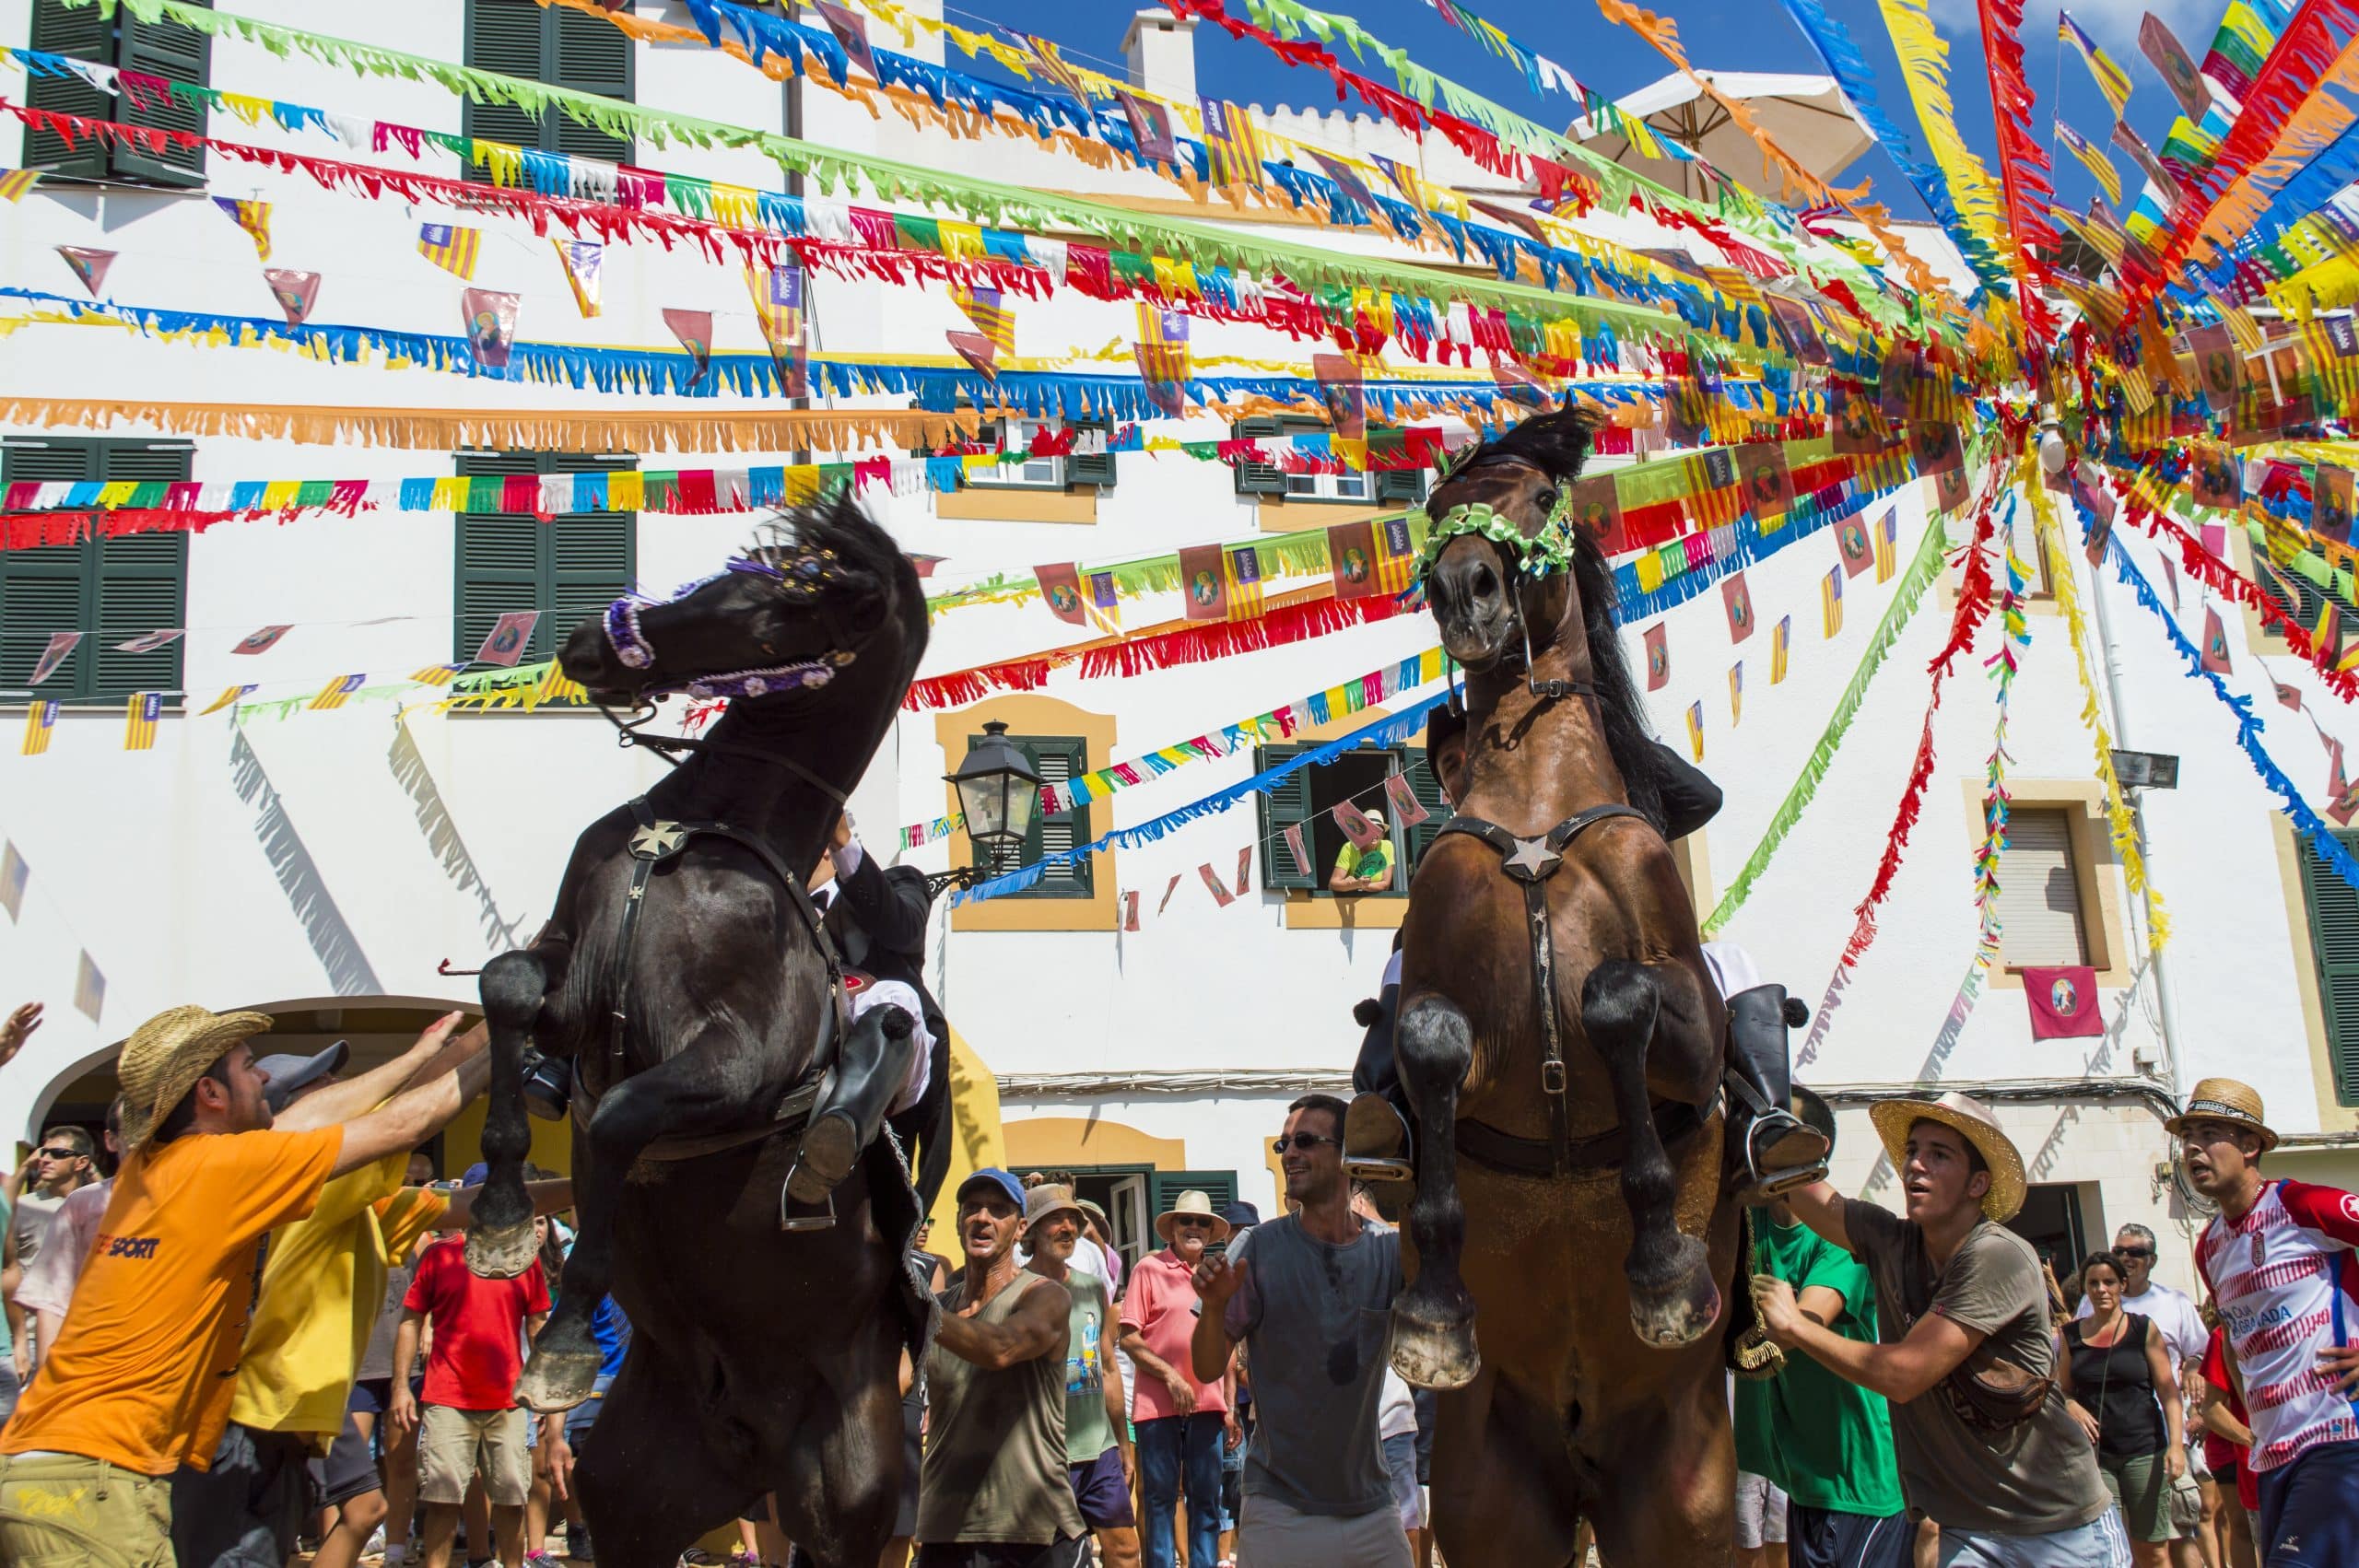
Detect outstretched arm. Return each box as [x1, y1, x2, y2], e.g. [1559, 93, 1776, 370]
[329, 1045, 495, 1179]
[1755, 1274, 1985, 1403]
[277, 1014, 482, 1131]
[830, 828, 930, 953]
[935, 1279, 1068, 1372]
[1781, 1181, 1852, 1256]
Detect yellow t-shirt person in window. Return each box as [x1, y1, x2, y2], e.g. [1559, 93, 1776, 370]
[1329, 813, 1395, 894]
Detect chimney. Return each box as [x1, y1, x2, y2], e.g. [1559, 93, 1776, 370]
[1122, 9, 1198, 103]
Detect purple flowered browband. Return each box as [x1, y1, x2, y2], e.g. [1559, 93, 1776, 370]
[600, 546, 855, 700]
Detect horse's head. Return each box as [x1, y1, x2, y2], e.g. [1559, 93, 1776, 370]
[562, 489, 926, 709]
[1421, 405, 1600, 673]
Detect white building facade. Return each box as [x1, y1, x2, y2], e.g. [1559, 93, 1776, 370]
[0, 0, 2353, 1294]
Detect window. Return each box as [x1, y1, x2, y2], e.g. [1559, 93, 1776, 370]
[463, 0, 632, 170]
[1255, 743, 1446, 894]
[453, 451, 637, 666]
[2259, 565, 2331, 646]
[1231, 416, 1427, 505]
[1994, 807, 2091, 967]
[967, 417, 1116, 491]
[1, 439, 189, 704]
[1148, 1170, 1238, 1227]
[974, 734, 1093, 897]
[2295, 826, 2359, 1105]
[2005, 1183, 2093, 1278]
[24, 0, 211, 185]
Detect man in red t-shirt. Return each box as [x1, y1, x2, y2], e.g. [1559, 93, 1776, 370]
[390, 1226, 552, 1568]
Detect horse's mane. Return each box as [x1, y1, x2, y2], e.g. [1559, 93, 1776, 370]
[756, 486, 929, 680]
[1453, 407, 1674, 832]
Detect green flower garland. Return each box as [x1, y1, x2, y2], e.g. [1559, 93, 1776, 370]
[1414, 490, 1579, 579]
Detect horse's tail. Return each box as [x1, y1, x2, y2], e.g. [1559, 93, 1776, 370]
[466, 947, 548, 1279]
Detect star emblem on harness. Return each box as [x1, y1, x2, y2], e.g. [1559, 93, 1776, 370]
[629, 821, 688, 860]
[1504, 836, 1560, 881]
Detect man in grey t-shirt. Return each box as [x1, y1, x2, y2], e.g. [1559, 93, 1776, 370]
[1755, 1093, 2125, 1568]
[1189, 1094, 1409, 1568]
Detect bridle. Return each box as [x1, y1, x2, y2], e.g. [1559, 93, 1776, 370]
[592, 541, 887, 806]
[1415, 457, 1600, 707]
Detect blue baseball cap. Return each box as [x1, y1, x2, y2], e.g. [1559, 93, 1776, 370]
[955, 1166, 1025, 1211]
[461, 1162, 489, 1188]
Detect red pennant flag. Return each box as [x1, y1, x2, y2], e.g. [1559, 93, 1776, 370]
[2140, 13, 2212, 123]
[1313, 353, 1366, 443]
[1199, 862, 1235, 907]
[1034, 563, 1089, 626]
[663, 308, 712, 389]
[2318, 466, 2355, 545]
[1235, 846, 1251, 897]
[1121, 890, 1140, 931]
[473, 610, 540, 667]
[112, 628, 182, 653]
[1643, 621, 1670, 691]
[2023, 965, 2102, 1038]
[1117, 88, 1177, 163]
[1157, 873, 1183, 915]
[1909, 421, 1964, 476]
[28, 632, 81, 687]
[231, 624, 292, 655]
[1382, 770, 1430, 825]
[2276, 680, 2306, 711]
[1283, 823, 1311, 878]
[262, 268, 320, 329]
[947, 330, 999, 380]
[1332, 799, 1383, 849]
[56, 245, 114, 297]
[1178, 544, 1228, 622]
[2201, 606, 2234, 673]
[1567, 475, 1625, 554]
[812, 0, 877, 78]
[1328, 520, 1380, 601]
[1835, 511, 1878, 578]
[1737, 443, 1794, 518]
[1721, 572, 1756, 642]
[463, 288, 521, 370]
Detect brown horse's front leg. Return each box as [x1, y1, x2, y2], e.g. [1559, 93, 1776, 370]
[1391, 993, 1479, 1389]
[1581, 959, 1721, 1349]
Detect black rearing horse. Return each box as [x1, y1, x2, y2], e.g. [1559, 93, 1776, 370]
[464, 492, 935, 1568]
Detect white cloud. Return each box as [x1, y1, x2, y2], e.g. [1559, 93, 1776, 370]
[1929, 0, 2212, 57]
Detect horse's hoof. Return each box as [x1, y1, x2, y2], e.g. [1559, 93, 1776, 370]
[1629, 1236, 1723, 1348]
[514, 1346, 603, 1414]
[1391, 1293, 1480, 1389]
[465, 1220, 539, 1281]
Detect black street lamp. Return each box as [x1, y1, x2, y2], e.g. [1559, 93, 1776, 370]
[931, 720, 1042, 895]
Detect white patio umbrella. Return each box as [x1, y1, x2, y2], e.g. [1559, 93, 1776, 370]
[1571, 71, 1874, 203]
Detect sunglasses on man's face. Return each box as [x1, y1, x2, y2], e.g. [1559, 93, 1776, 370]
[2117, 1246, 2154, 1259]
[36, 1148, 77, 1161]
[1170, 1216, 1217, 1231]
[1273, 1132, 1338, 1154]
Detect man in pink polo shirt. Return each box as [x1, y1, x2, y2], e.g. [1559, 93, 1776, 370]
[1119, 1190, 1230, 1568]
[2174, 1077, 2359, 1567]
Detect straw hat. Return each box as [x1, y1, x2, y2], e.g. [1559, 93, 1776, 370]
[1867, 1090, 2027, 1223]
[1154, 1188, 1233, 1245]
[1024, 1182, 1086, 1232]
[118, 1003, 275, 1151]
[2165, 1078, 2279, 1153]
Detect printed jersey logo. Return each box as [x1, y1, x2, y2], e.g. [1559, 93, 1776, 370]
[95, 1232, 160, 1260]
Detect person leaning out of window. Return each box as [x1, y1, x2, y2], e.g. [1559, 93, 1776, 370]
[1329, 813, 1395, 895]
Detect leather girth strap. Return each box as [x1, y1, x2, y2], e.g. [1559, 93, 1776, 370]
[1455, 1094, 1717, 1179]
[597, 797, 854, 1153]
[1435, 803, 1649, 1179]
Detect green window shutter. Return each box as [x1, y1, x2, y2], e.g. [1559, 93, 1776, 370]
[2299, 832, 2359, 1106]
[550, 3, 632, 163]
[1375, 463, 1428, 505]
[1065, 419, 1118, 488]
[454, 451, 635, 664]
[1253, 743, 1315, 890]
[1232, 417, 1287, 496]
[464, 0, 556, 164]
[977, 735, 1090, 898]
[111, 0, 210, 186]
[0, 440, 188, 704]
[1150, 1170, 1238, 1221]
[1403, 743, 1450, 878]
[24, 0, 112, 178]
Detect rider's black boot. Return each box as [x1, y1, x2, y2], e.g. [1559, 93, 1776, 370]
[1724, 985, 1830, 1199]
[784, 1006, 918, 1224]
[520, 1047, 571, 1122]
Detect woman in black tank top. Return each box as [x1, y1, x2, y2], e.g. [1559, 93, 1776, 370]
[2056, 1250, 2187, 1566]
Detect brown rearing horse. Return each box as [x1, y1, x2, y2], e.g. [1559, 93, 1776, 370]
[1391, 409, 1742, 1565]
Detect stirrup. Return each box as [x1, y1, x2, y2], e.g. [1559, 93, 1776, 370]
[780, 1188, 837, 1232]
[1745, 1112, 1830, 1198]
[1344, 1093, 1413, 1185]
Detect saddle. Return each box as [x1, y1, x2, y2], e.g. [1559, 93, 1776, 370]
[1434, 808, 1723, 1180]
[575, 797, 856, 1167]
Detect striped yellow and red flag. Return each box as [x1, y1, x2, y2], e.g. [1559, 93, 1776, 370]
[1225, 544, 1266, 623]
[1197, 98, 1264, 189]
[953, 285, 1015, 356]
[2052, 120, 2122, 205]
[213, 196, 272, 262]
[0, 168, 41, 203]
[417, 222, 483, 281]
[19, 701, 57, 756]
[411, 663, 464, 687]
[2059, 12, 2133, 118]
[123, 691, 160, 751]
[311, 673, 366, 710]
[1821, 568, 1844, 638]
[1373, 512, 1419, 596]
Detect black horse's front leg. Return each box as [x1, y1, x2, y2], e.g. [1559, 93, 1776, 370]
[516, 1021, 777, 1412]
[467, 948, 547, 1280]
[1391, 993, 1479, 1389]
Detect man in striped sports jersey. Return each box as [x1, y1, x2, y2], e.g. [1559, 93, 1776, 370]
[2172, 1078, 2359, 1566]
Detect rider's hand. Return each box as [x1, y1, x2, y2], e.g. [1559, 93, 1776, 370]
[1750, 1275, 1803, 1346]
[832, 812, 854, 851]
[1162, 1370, 1198, 1417]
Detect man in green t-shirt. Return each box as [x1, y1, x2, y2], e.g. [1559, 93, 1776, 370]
[1739, 1188, 1911, 1568]
[1329, 813, 1395, 895]
[1026, 1184, 1139, 1568]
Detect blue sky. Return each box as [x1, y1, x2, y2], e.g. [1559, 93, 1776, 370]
[928, 0, 2220, 228]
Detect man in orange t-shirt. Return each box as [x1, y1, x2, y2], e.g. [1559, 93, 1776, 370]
[0, 1003, 496, 1566]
